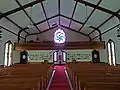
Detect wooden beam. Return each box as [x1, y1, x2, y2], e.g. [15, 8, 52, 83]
[69, 1, 78, 28]
[0, 0, 45, 18]
[26, 25, 57, 36]
[40, 2, 50, 28]
[75, 0, 120, 19]
[88, 9, 120, 35]
[14, 41, 105, 50]
[92, 24, 120, 40]
[78, 0, 102, 31]
[0, 12, 29, 34]
[15, 0, 41, 33]
[0, 25, 25, 39]
[60, 14, 84, 25]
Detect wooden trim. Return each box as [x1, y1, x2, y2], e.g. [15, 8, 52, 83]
[14, 41, 105, 50]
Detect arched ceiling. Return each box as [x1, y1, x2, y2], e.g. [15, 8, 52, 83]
[0, 0, 120, 42]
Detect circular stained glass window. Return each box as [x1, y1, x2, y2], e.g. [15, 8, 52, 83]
[54, 28, 66, 43]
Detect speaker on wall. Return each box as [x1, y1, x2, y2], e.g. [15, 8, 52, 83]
[20, 50, 28, 64]
[92, 50, 100, 63]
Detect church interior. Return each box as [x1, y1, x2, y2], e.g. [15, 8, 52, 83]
[0, 0, 120, 90]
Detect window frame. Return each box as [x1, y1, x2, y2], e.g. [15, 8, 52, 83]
[4, 40, 13, 66]
[107, 39, 116, 66]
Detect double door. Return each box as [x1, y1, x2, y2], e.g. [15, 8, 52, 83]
[53, 50, 67, 65]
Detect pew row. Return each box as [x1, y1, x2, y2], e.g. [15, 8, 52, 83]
[66, 62, 120, 90]
[0, 63, 53, 90]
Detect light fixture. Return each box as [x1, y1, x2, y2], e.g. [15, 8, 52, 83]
[36, 34, 39, 41]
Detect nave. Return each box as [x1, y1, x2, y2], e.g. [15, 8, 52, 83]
[1, 0, 120, 90]
[1, 62, 120, 90]
[48, 65, 71, 90]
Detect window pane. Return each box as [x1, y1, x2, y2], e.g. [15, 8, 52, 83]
[111, 42, 116, 66]
[54, 52, 57, 61]
[108, 43, 112, 65]
[63, 52, 66, 62]
[8, 44, 12, 66]
[4, 43, 9, 66]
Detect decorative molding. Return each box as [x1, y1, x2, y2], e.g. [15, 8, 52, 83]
[14, 41, 105, 50]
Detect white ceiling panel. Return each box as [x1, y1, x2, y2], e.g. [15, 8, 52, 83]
[89, 30, 99, 38]
[60, 17, 70, 27]
[0, 0, 120, 42]
[99, 17, 119, 33]
[43, 0, 58, 18]
[18, 0, 35, 6]
[26, 27, 39, 34]
[87, 0, 101, 5]
[81, 25, 94, 34]
[61, 0, 76, 17]
[74, 3, 93, 23]
[70, 21, 82, 31]
[37, 21, 49, 31]
[61, 27, 89, 41]
[25, 29, 30, 34]
[0, 0, 19, 13]
[25, 4, 45, 23]
[21, 31, 27, 37]
[48, 17, 59, 27]
[8, 11, 30, 28]
[0, 18, 20, 34]
[100, 0, 120, 12]
[87, 9, 111, 27]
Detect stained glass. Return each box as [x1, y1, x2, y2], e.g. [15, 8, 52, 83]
[54, 28, 66, 43]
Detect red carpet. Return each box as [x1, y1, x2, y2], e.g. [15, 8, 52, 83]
[48, 65, 71, 90]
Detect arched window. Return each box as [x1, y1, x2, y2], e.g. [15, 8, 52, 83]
[4, 41, 13, 66]
[107, 39, 116, 66]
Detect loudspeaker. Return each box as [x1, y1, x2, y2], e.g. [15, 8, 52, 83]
[92, 50, 100, 63]
[20, 50, 28, 64]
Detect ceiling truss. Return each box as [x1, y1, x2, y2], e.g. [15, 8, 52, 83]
[0, 0, 120, 42]
[88, 9, 120, 36]
[78, 0, 102, 32]
[40, 2, 50, 28]
[0, 12, 29, 34]
[15, 0, 41, 33]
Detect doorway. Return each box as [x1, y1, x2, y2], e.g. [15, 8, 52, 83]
[53, 50, 67, 65]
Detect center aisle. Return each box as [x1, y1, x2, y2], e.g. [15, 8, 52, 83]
[48, 65, 71, 90]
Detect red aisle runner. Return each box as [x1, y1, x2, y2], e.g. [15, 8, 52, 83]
[48, 65, 71, 90]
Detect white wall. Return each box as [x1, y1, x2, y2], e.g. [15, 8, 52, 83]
[26, 27, 90, 42]
[13, 50, 21, 64]
[99, 27, 120, 64]
[0, 28, 24, 64]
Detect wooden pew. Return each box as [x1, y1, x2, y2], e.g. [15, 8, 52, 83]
[82, 82, 120, 90]
[66, 62, 120, 90]
[0, 63, 53, 90]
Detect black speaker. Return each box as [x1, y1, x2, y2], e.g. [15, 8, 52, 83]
[92, 50, 100, 63]
[20, 50, 28, 64]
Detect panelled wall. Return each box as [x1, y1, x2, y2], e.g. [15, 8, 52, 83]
[66, 50, 92, 62]
[27, 50, 53, 63]
[26, 50, 92, 63]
